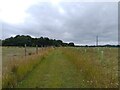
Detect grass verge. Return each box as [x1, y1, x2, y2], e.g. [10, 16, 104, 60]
[61, 47, 118, 88]
[2, 47, 53, 88]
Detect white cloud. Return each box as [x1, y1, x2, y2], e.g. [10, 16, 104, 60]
[0, 0, 39, 24]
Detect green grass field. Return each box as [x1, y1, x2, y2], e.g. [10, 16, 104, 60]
[2, 47, 119, 88]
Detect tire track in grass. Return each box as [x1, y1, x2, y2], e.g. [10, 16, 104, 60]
[17, 48, 88, 88]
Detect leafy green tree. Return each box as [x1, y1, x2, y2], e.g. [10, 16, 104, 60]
[68, 42, 74, 47]
[2, 35, 75, 47]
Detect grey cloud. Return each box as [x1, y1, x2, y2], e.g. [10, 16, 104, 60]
[2, 2, 118, 45]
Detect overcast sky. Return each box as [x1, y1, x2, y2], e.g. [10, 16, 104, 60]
[0, 0, 118, 45]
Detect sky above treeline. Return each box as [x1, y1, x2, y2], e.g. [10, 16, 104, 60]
[0, 0, 118, 45]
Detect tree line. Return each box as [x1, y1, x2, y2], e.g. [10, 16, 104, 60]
[2, 35, 75, 47]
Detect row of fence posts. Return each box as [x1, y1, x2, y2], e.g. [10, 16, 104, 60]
[24, 44, 38, 57]
[84, 47, 114, 86]
[84, 47, 104, 62]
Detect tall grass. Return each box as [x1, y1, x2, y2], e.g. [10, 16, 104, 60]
[61, 47, 118, 88]
[2, 46, 37, 66]
[2, 47, 53, 88]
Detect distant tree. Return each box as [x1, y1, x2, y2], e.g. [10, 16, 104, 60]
[0, 39, 2, 46]
[2, 37, 14, 46]
[68, 42, 74, 47]
[2, 35, 76, 47]
[62, 43, 68, 46]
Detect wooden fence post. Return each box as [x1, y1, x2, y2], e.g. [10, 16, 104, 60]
[101, 50, 104, 64]
[25, 44, 27, 57]
[36, 45, 38, 54]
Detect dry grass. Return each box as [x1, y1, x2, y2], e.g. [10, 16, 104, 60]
[0, 46, 2, 89]
[2, 46, 37, 66]
[61, 47, 118, 88]
[2, 47, 53, 88]
[2, 47, 118, 88]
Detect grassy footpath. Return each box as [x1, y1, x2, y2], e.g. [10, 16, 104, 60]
[2, 48, 52, 88]
[17, 48, 88, 88]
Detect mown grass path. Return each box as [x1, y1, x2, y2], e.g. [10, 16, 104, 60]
[17, 48, 87, 88]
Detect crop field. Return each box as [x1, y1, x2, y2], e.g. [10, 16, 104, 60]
[2, 46, 119, 88]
